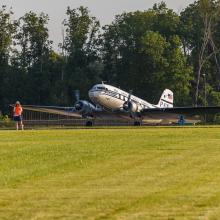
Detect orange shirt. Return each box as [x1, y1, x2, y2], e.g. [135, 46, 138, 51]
[14, 106, 23, 116]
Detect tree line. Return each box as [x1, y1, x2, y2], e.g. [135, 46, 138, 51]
[1, 0, 220, 114]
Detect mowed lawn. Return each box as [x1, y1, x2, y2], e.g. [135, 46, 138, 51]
[1, 128, 220, 219]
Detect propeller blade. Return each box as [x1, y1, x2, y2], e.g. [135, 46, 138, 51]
[128, 90, 133, 102]
[74, 90, 80, 102]
[75, 101, 83, 111]
[123, 90, 133, 111]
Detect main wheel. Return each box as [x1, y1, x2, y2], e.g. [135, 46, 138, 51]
[134, 121, 141, 126]
[86, 121, 93, 126]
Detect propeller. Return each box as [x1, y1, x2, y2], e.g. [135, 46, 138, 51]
[128, 90, 132, 102]
[74, 90, 80, 102]
[74, 90, 83, 111]
[123, 90, 133, 111]
[75, 101, 84, 111]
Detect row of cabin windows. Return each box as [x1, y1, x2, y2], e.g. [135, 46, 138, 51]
[118, 94, 127, 101]
[95, 87, 148, 109]
[113, 93, 148, 109]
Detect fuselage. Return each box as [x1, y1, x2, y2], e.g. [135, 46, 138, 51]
[89, 84, 156, 112]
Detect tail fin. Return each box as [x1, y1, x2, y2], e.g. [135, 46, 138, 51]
[157, 89, 173, 108]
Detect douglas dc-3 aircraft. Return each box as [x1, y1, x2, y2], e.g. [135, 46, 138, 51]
[21, 83, 220, 126]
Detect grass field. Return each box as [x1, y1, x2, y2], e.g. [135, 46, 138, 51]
[1, 127, 220, 220]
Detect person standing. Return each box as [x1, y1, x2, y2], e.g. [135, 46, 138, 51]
[13, 101, 24, 130]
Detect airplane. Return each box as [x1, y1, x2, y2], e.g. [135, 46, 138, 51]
[18, 82, 220, 126]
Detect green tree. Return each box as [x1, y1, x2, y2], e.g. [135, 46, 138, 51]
[62, 6, 102, 102]
[180, 0, 220, 106]
[102, 3, 192, 105]
[12, 11, 53, 104]
[0, 6, 16, 111]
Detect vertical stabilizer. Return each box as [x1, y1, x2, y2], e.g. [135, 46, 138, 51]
[157, 89, 173, 108]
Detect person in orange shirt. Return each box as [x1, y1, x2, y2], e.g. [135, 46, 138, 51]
[13, 101, 24, 130]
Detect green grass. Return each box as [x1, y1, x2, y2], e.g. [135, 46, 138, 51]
[1, 128, 220, 219]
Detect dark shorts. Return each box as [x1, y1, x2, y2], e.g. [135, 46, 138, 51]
[13, 115, 22, 122]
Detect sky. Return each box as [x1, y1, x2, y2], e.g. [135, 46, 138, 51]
[1, 0, 195, 50]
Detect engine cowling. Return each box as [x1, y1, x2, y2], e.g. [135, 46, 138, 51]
[123, 101, 138, 113]
[74, 100, 96, 116]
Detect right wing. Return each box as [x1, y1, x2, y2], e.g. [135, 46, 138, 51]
[18, 105, 133, 120]
[13, 105, 83, 118]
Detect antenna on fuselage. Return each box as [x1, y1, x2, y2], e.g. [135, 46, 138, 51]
[102, 81, 107, 85]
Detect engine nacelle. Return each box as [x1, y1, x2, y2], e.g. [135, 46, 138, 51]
[74, 100, 96, 116]
[123, 101, 139, 113]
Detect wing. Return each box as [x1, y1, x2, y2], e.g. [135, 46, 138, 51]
[17, 105, 83, 118]
[19, 105, 132, 120]
[141, 106, 220, 115]
[94, 106, 220, 120]
[13, 104, 220, 122]
[140, 106, 220, 123]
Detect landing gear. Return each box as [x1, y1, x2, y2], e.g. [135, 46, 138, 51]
[134, 121, 141, 126]
[86, 121, 93, 127]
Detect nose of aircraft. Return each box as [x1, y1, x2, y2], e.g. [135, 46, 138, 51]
[89, 89, 97, 99]
[88, 89, 94, 99]
[89, 89, 100, 103]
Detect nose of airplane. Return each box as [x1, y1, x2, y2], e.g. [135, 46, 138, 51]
[88, 89, 94, 98]
[89, 89, 96, 99]
[89, 89, 100, 103]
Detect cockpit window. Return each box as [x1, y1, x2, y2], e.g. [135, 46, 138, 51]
[97, 86, 105, 90]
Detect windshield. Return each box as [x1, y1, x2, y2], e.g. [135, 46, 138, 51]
[96, 86, 105, 90]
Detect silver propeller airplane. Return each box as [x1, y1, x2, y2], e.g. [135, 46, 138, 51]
[20, 83, 220, 126]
